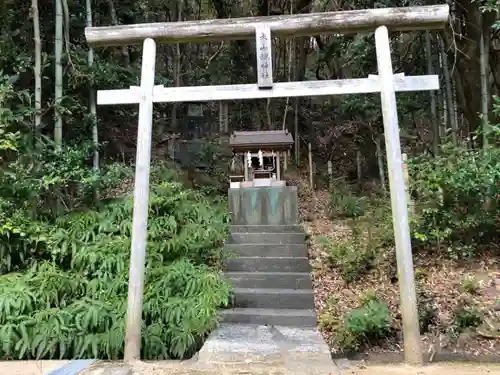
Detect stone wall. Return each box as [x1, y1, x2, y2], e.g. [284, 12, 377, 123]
[228, 186, 299, 225]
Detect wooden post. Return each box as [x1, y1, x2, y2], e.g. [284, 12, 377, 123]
[294, 100, 299, 165]
[375, 26, 422, 365]
[308, 142, 313, 188]
[402, 153, 414, 218]
[124, 38, 156, 361]
[219, 101, 228, 133]
[327, 160, 333, 188]
[356, 150, 362, 187]
[375, 137, 387, 195]
[276, 152, 281, 180]
[244, 153, 249, 181]
[85, 5, 449, 47]
[224, 103, 229, 132]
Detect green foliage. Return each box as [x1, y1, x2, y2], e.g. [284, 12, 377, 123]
[0, 69, 231, 361]
[409, 100, 500, 259]
[449, 300, 483, 336]
[344, 299, 392, 341]
[321, 227, 375, 283]
[321, 203, 394, 283]
[409, 140, 500, 258]
[461, 276, 480, 295]
[327, 184, 367, 219]
[366, 198, 395, 249]
[327, 295, 392, 352]
[0, 183, 230, 360]
[416, 279, 438, 334]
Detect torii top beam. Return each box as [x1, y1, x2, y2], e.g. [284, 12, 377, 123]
[85, 5, 449, 47]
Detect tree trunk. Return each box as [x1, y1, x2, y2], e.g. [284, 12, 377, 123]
[281, 3, 293, 133]
[438, 36, 457, 145]
[171, 1, 183, 132]
[294, 36, 308, 163]
[86, 0, 98, 171]
[32, 0, 41, 130]
[479, 13, 490, 147]
[282, 1, 294, 171]
[54, 0, 63, 146]
[424, 31, 439, 155]
[441, 2, 497, 146]
[105, 0, 130, 64]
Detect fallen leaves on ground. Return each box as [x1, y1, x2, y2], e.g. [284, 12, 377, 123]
[287, 172, 499, 358]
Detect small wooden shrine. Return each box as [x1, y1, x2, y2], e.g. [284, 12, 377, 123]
[229, 130, 294, 188]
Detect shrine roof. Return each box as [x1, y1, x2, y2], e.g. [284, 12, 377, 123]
[229, 130, 294, 151]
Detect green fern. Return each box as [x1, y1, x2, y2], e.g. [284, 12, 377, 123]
[0, 178, 230, 361]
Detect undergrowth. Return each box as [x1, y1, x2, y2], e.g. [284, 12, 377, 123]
[320, 196, 395, 283]
[319, 293, 392, 352]
[318, 131, 500, 353]
[0, 76, 231, 360]
[409, 129, 500, 259]
[0, 181, 231, 360]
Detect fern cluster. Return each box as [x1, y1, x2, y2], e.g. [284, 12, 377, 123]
[0, 181, 231, 360]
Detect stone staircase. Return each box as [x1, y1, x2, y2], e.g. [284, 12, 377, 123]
[198, 187, 332, 370]
[221, 224, 317, 327]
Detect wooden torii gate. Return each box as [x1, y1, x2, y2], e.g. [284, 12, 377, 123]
[85, 4, 449, 365]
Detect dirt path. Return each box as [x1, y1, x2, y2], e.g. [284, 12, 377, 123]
[348, 363, 500, 375]
[0, 360, 69, 374]
[81, 360, 500, 375]
[1, 360, 498, 375]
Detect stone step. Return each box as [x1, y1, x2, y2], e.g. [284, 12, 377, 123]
[225, 257, 310, 273]
[230, 225, 303, 233]
[231, 288, 315, 309]
[225, 243, 308, 257]
[225, 272, 312, 289]
[221, 308, 317, 326]
[228, 232, 305, 244]
[197, 324, 334, 369]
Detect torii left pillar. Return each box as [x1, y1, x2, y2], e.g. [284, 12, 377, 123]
[123, 38, 156, 361]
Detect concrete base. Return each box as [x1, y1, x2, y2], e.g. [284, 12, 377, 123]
[198, 324, 337, 373]
[228, 187, 298, 226]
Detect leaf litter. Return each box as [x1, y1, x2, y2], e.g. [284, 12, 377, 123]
[287, 171, 499, 359]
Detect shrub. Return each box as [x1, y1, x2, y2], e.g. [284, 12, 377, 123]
[321, 220, 383, 282]
[416, 280, 438, 333]
[451, 301, 483, 333]
[330, 296, 392, 352]
[461, 276, 480, 295]
[0, 181, 231, 360]
[324, 240, 374, 283]
[344, 299, 392, 342]
[327, 184, 367, 218]
[409, 134, 500, 258]
[0, 48, 231, 361]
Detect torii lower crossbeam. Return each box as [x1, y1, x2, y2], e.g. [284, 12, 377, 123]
[97, 75, 438, 105]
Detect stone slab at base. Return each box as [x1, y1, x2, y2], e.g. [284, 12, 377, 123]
[78, 364, 132, 375]
[197, 324, 337, 373]
[49, 359, 98, 374]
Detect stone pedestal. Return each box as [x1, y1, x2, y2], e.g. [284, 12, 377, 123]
[228, 186, 298, 225]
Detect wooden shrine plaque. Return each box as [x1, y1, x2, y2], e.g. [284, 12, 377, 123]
[255, 26, 273, 88]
